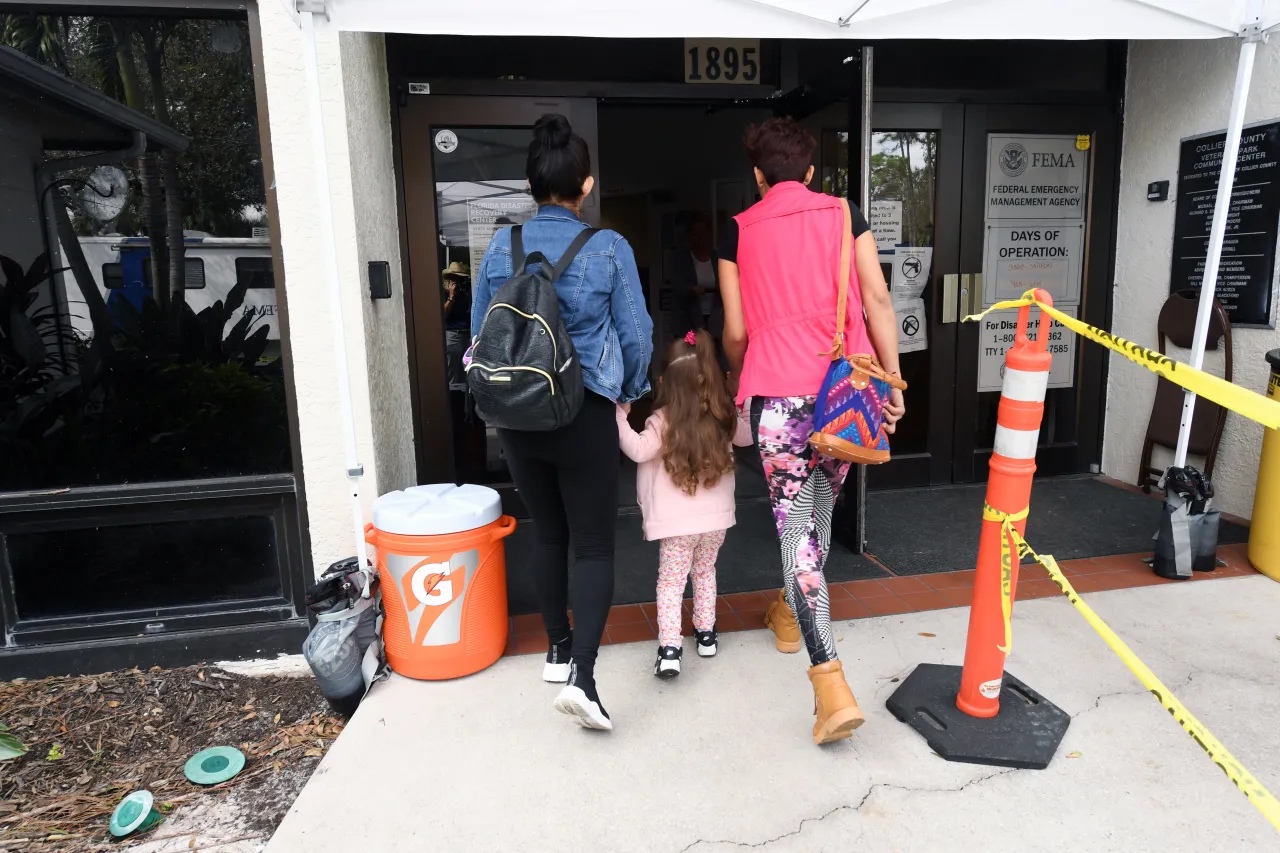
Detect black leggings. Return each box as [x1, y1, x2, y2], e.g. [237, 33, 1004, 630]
[498, 393, 618, 667]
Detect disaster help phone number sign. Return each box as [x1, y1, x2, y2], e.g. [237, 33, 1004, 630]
[977, 306, 1077, 393]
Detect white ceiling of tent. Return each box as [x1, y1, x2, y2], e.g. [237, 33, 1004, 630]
[321, 0, 1280, 39]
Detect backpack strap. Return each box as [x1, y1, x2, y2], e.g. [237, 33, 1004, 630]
[510, 224, 525, 273]
[550, 228, 599, 281]
[515, 227, 599, 281]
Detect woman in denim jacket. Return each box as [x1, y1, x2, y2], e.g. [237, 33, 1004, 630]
[471, 114, 653, 732]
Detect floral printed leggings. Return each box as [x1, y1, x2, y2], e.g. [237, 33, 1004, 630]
[656, 530, 726, 648]
[750, 396, 852, 665]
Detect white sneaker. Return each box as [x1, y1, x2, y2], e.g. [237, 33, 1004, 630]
[694, 627, 717, 658]
[554, 663, 612, 731]
[654, 645, 682, 678]
[542, 634, 571, 683]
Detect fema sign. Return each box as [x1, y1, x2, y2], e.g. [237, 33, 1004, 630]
[985, 134, 1088, 222]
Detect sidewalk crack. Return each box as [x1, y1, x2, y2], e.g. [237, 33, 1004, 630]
[676, 768, 1016, 851]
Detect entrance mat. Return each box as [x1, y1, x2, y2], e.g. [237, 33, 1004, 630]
[505, 499, 887, 616]
[865, 476, 1249, 576]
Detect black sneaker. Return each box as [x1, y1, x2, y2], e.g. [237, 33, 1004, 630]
[694, 626, 717, 658]
[654, 645, 682, 678]
[554, 662, 612, 731]
[543, 632, 572, 683]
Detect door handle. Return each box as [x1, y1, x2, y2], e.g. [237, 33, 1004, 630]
[966, 273, 984, 317]
[942, 274, 959, 324]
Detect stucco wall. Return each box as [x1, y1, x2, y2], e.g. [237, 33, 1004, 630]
[257, 4, 413, 573]
[339, 32, 416, 496]
[1106, 37, 1280, 519]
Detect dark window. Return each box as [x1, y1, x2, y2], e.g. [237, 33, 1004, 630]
[0, 12, 291, 492]
[8, 515, 282, 620]
[142, 257, 206, 290]
[103, 262, 123, 290]
[185, 258, 206, 290]
[235, 257, 275, 289]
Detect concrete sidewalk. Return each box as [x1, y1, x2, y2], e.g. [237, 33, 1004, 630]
[267, 576, 1280, 852]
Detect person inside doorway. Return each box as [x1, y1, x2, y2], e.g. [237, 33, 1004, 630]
[470, 113, 653, 732]
[441, 261, 472, 391]
[718, 117, 905, 745]
[670, 211, 719, 338]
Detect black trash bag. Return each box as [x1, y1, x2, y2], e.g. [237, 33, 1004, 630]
[1152, 466, 1220, 580]
[302, 557, 387, 717]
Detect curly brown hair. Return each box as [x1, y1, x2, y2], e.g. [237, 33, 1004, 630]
[743, 117, 817, 186]
[655, 330, 737, 496]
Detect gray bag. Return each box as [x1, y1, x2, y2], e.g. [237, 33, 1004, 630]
[1152, 466, 1220, 580]
[302, 566, 387, 715]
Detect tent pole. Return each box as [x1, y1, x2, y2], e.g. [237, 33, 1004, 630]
[1172, 23, 1261, 469]
[299, 6, 372, 591]
[855, 44, 873, 551]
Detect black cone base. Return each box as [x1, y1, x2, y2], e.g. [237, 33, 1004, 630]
[886, 663, 1070, 770]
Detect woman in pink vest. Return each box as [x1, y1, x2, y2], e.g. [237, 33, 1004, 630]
[719, 117, 904, 745]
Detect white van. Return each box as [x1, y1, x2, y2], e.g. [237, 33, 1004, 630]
[63, 236, 279, 354]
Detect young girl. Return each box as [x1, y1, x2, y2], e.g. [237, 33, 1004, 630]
[617, 330, 753, 678]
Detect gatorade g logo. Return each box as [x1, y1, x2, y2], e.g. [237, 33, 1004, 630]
[385, 549, 480, 647]
[402, 562, 455, 609]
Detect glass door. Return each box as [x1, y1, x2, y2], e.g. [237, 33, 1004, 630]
[819, 101, 1117, 487]
[398, 96, 601, 513]
[951, 103, 1120, 482]
[822, 104, 965, 488]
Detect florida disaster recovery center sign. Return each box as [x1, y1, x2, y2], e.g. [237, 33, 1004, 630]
[1171, 120, 1280, 328]
[978, 134, 1087, 392]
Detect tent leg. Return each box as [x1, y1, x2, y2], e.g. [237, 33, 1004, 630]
[855, 45, 873, 551]
[299, 8, 372, 589]
[1173, 18, 1264, 467]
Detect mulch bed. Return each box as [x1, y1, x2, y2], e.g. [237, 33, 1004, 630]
[0, 664, 342, 852]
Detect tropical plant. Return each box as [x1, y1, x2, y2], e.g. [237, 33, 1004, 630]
[0, 252, 287, 491]
[0, 724, 27, 762]
[0, 254, 92, 442]
[0, 12, 68, 72]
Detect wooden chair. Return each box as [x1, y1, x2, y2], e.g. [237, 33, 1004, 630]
[1138, 288, 1232, 492]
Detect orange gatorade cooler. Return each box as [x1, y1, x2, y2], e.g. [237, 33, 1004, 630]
[365, 484, 515, 680]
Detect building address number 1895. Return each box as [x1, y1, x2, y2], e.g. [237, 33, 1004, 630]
[684, 39, 760, 84]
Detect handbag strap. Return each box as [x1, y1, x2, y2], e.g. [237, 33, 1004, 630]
[821, 198, 854, 362]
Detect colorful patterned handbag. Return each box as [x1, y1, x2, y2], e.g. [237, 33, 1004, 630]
[809, 198, 907, 465]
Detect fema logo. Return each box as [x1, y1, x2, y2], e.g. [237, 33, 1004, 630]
[999, 363, 1007, 380]
[999, 143, 1028, 178]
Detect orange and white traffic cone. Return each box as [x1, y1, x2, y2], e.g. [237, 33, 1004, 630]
[956, 290, 1053, 717]
[887, 288, 1070, 769]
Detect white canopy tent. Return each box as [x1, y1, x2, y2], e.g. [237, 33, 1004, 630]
[287, 0, 1280, 578]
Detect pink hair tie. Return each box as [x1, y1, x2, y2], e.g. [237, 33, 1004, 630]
[684, 330, 698, 346]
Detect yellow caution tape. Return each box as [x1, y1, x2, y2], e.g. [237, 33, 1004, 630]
[1005, 526, 1280, 834]
[965, 291, 1280, 430]
[982, 503, 1027, 655]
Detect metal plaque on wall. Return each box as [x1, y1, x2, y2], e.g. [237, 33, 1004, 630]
[1170, 120, 1280, 328]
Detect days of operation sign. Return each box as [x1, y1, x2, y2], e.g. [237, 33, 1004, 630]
[982, 134, 1088, 307]
[979, 134, 1088, 392]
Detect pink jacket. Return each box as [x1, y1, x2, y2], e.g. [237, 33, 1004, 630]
[733, 181, 876, 405]
[616, 406, 754, 541]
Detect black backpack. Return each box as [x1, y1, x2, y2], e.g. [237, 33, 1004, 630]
[466, 225, 594, 431]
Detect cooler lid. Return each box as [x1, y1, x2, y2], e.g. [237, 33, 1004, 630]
[372, 484, 502, 536]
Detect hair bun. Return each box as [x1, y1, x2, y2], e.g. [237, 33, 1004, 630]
[533, 113, 573, 149]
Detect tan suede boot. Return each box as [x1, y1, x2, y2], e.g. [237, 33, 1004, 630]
[763, 591, 802, 653]
[808, 660, 865, 745]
